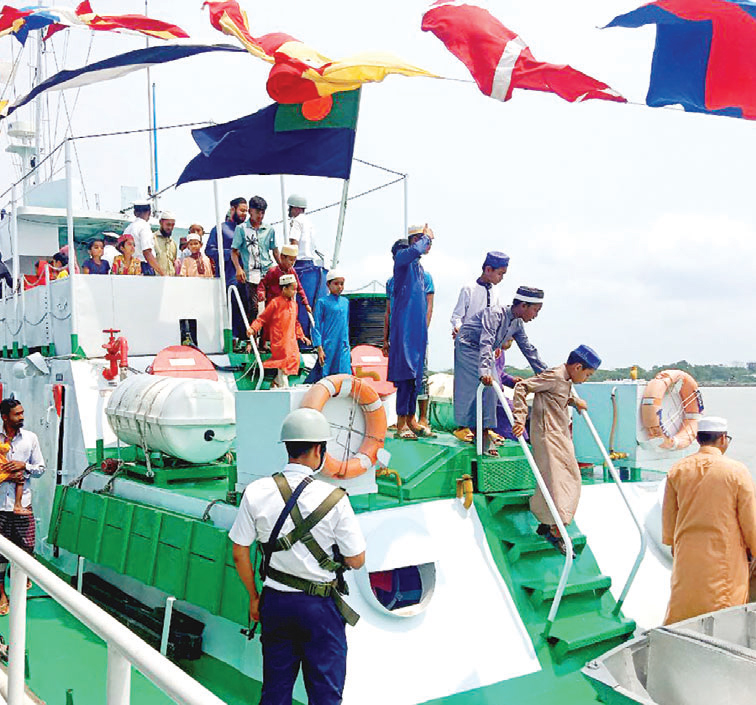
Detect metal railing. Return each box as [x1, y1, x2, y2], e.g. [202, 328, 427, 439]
[0, 534, 226, 705]
[476, 380, 648, 634]
[476, 381, 573, 637]
[227, 285, 263, 390]
[574, 402, 647, 616]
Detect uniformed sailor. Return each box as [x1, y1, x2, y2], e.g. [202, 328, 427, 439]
[230, 408, 366, 705]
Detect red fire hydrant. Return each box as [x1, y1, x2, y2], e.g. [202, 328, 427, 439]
[102, 329, 129, 381]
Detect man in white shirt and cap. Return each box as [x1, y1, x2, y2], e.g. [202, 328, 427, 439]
[287, 194, 326, 338]
[662, 416, 756, 624]
[230, 408, 365, 705]
[101, 232, 120, 268]
[122, 201, 161, 276]
[154, 210, 178, 277]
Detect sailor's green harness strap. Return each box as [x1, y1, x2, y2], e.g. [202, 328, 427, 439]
[270, 473, 359, 625]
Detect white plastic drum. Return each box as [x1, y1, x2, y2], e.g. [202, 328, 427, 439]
[105, 374, 235, 463]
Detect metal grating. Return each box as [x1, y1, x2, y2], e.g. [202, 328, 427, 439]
[477, 456, 536, 493]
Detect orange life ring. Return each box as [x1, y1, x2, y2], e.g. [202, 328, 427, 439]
[641, 369, 703, 450]
[300, 374, 387, 478]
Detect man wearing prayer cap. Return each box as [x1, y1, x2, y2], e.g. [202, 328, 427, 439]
[450, 250, 510, 441]
[123, 200, 161, 275]
[510, 344, 598, 554]
[306, 269, 351, 382]
[662, 416, 756, 624]
[287, 194, 325, 338]
[247, 270, 309, 388]
[454, 286, 547, 453]
[153, 210, 178, 277]
[387, 224, 434, 439]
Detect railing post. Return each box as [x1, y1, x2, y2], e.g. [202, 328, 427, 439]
[475, 384, 484, 455]
[228, 285, 264, 390]
[577, 407, 648, 616]
[76, 556, 85, 592]
[106, 645, 131, 705]
[160, 596, 175, 656]
[8, 562, 28, 705]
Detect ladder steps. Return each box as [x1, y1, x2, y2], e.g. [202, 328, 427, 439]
[520, 575, 612, 605]
[548, 612, 636, 661]
[503, 532, 587, 562]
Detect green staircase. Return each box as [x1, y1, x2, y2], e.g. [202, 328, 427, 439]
[478, 491, 635, 665]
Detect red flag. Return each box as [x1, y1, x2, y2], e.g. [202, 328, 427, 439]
[76, 1, 188, 40]
[0, 6, 31, 39]
[422, 1, 625, 104]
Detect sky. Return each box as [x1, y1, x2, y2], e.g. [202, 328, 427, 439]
[1, 0, 755, 372]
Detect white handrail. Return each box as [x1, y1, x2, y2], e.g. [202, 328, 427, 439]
[0, 534, 226, 705]
[574, 405, 647, 615]
[227, 285, 263, 390]
[476, 381, 573, 637]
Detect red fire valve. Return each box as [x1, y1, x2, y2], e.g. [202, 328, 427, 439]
[102, 329, 129, 381]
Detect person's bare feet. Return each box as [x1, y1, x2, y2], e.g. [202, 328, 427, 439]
[12, 504, 32, 516]
[0, 594, 9, 616]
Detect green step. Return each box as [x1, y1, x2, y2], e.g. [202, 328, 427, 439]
[503, 532, 587, 562]
[485, 490, 534, 513]
[548, 613, 636, 662]
[520, 574, 612, 605]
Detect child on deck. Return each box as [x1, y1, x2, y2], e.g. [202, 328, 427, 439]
[511, 344, 601, 556]
[0, 442, 26, 515]
[82, 238, 110, 275]
[307, 269, 350, 382]
[247, 274, 310, 388]
[179, 232, 214, 277]
[257, 244, 311, 315]
[111, 234, 142, 275]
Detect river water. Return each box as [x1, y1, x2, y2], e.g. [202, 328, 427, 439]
[699, 387, 756, 472]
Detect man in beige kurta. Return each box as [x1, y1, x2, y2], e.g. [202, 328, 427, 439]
[513, 364, 584, 529]
[662, 416, 756, 625]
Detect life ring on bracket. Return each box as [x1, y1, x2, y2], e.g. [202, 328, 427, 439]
[641, 369, 703, 450]
[300, 374, 387, 478]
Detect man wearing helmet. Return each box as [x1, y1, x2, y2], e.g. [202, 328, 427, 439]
[230, 408, 366, 705]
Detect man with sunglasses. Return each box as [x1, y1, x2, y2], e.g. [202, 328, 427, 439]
[662, 416, 756, 624]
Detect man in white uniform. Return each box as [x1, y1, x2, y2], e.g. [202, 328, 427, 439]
[230, 408, 365, 705]
[287, 194, 325, 338]
[122, 201, 162, 276]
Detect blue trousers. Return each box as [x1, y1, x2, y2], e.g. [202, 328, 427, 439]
[259, 587, 347, 705]
[395, 378, 420, 416]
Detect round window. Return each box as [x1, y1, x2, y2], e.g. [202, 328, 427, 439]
[364, 563, 436, 617]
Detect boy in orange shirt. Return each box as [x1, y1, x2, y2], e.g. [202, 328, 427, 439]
[248, 274, 310, 387]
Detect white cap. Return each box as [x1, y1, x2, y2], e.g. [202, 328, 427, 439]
[279, 273, 297, 287]
[698, 416, 728, 433]
[281, 244, 298, 258]
[187, 232, 202, 243]
[132, 200, 151, 211]
[159, 210, 176, 221]
[287, 193, 307, 209]
[326, 269, 344, 282]
[408, 224, 425, 236]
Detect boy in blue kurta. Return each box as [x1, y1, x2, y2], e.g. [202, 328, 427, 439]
[387, 224, 434, 440]
[307, 270, 351, 382]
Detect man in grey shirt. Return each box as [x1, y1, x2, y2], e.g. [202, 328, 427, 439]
[0, 398, 45, 614]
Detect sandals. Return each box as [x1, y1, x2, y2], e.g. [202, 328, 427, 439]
[536, 524, 576, 559]
[489, 432, 506, 446]
[453, 428, 474, 443]
[394, 428, 418, 441]
[414, 426, 437, 439]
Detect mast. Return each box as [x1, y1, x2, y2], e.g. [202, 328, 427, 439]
[145, 1, 156, 208]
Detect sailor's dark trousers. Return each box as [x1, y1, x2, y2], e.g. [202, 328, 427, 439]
[259, 587, 347, 705]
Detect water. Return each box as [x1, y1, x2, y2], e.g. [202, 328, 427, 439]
[699, 387, 756, 473]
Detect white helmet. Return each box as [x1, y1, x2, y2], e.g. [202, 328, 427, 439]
[287, 193, 307, 209]
[280, 408, 332, 442]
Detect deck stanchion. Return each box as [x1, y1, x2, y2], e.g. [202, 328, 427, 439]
[212, 180, 229, 352]
[160, 596, 176, 656]
[64, 139, 79, 356]
[106, 645, 130, 705]
[76, 556, 85, 592]
[7, 562, 28, 705]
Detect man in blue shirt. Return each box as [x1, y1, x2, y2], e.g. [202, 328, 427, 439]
[206, 197, 248, 338]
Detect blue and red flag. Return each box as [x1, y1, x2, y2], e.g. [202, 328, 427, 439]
[608, 0, 756, 119]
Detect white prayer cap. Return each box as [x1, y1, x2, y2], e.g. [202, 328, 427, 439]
[186, 232, 202, 243]
[407, 224, 425, 236]
[326, 269, 345, 282]
[279, 273, 297, 287]
[281, 244, 298, 258]
[159, 210, 176, 221]
[698, 416, 728, 433]
[287, 193, 307, 209]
